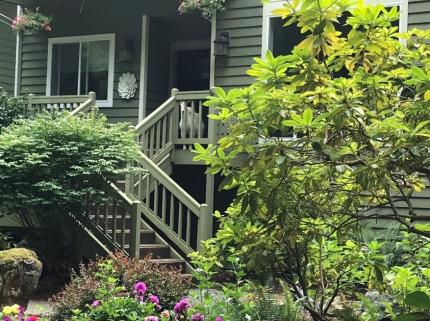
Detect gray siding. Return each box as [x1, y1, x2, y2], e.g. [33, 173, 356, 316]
[0, 2, 17, 94]
[409, 0, 430, 30]
[215, 0, 263, 91]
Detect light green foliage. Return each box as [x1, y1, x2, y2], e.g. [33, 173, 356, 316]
[193, 0, 430, 320]
[0, 111, 140, 224]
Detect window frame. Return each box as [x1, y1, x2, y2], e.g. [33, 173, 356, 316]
[262, 0, 409, 58]
[46, 33, 116, 108]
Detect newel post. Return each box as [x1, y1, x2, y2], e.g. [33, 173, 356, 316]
[88, 91, 96, 111]
[197, 204, 212, 252]
[130, 201, 141, 258]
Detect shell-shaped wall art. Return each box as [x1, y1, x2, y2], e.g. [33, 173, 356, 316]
[118, 72, 137, 100]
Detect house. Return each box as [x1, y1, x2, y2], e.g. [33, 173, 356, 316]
[0, 0, 429, 270]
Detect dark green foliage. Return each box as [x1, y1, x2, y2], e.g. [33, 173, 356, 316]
[0, 111, 140, 224]
[0, 88, 27, 132]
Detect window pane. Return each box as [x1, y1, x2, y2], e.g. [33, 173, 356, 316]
[51, 43, 79, 95]
[270, 17, 302, 56]
[80, 40, 109, 100]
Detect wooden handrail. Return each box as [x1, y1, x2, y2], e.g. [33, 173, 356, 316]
[135, 97, 176, 132]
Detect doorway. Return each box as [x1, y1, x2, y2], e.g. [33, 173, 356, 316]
[170, 41, 210, 91]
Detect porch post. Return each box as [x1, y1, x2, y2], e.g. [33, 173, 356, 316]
[138, 15, 150, 123]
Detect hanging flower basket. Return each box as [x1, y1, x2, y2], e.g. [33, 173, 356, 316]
[11, 7, 52, 34]
[178, 0, 226, 19]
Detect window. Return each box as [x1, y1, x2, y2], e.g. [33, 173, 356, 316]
[262, 0, 408, 58]
[47, 34, 115, 107]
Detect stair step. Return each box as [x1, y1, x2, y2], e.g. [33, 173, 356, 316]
[150, 258, 186, 270]
[124, 244, 171, 258]
[106, 229, 155, 243]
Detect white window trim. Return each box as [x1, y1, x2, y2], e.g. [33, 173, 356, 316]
[46, 33, 116, 108]
[262, 0, 408, 58]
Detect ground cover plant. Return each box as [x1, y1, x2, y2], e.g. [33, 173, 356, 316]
[191, 0, 430, 320]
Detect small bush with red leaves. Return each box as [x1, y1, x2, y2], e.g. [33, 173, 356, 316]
[49, 253, 191, 321]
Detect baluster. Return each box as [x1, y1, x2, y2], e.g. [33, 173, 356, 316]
[137, 172, 143, 201]
[104, 204, 109, 233]
[183, 100, 188, 139]
[162, 116, 167, 148]
[95, 205, 100, 226]
[121, 206, 126, 249]
[146, 176, 150, 207]
[156, 122, 161, 154]
[144, 131, 149, 155]
[161, 187, 166, 223]
[178, 203, 183, 239]
[169, 194, 175, 229]
[169, 109, 175, 142]
[190, 101, 195, 139]
[154, 180, 159, 216]
[112, 200, 118, 243]
[149, 126, 155, 158]
[186, 209, 191, 246]
[198, 100, 203, 138]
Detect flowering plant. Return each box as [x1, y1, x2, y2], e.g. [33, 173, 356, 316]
[178, 0, 226, 19]
[0, 304, 39, 321]
[11, 7, 52, 34]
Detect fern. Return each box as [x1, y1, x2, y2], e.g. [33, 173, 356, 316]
[251, 280, 303, 321]
[332, 307, 362, 321]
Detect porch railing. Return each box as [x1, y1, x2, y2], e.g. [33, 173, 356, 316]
[28, 92, 96, 116]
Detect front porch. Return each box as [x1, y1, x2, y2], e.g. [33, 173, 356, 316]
[17, 0, 213, 124]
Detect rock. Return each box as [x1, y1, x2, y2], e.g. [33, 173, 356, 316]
[0, 248, 43, 306]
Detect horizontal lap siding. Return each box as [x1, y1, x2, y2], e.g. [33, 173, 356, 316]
[20, 34, 48, 96]
[408, 0, 430, 30]
[215, 0, 263, 91]
[0, 2, 17, 93]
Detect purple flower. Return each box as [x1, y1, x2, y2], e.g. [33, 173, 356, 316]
[145, 317, 159, 321]
[134, 281, 148, 295]
[215, 317, 224, 321]
[149, 294, 160, 305]
[174, 298, 191, 315]
[191, 313, 204, 321]
[91, 300, 101, 307]
[3, 317, 11, 321]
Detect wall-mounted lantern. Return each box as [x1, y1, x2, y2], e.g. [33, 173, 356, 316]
[118, 39, 134, 63]
[214, 31, 230, 57]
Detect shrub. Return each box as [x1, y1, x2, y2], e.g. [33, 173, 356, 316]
[0, 88, 27, 132]
[49, 253, 191, 321]
[0, 111, 140, 224]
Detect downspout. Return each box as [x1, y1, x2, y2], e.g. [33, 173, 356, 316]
[14, 5, 22, 96]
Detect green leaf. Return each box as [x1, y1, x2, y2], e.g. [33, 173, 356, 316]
[405, 291, 430, 309]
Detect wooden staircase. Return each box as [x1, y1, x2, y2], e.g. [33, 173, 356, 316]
[28, 89, 216, 273]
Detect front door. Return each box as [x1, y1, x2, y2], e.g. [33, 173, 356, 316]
[171, 45, 210, 91]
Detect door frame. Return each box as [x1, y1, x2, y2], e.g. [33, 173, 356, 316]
[169, 39, 211, 91]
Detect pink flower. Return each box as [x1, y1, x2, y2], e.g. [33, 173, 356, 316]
[25, 316, 38, 321]
[215, 317, 224, 321]
[145, 317, 159, 321]
[134, 281, 147, 295]
[3, 317, 11, 321]
[91, 300, 101, 307]
[191, 313, 204, 321]
[174, 298, 191, 315]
